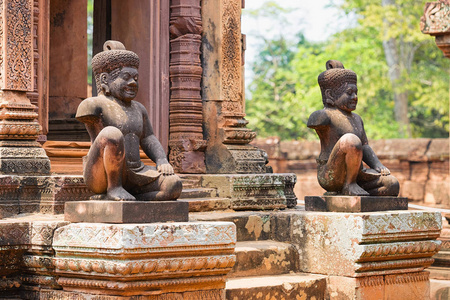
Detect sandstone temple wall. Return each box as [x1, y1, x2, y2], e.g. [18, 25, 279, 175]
[252, 138, 450, 208]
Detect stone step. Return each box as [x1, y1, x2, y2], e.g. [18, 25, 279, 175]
[180, 179, 201, 189]
[179, 175, 203, 189]
[230, 240, 299, 278]
[225, 273, 327, 300]
[181, 198, 232, 212]
[179, 188, 217, 199]
[190, 210, 298, 242]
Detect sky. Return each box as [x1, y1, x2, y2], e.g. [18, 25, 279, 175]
[241, 0, 346, 87]
[242, 0, 341, 43]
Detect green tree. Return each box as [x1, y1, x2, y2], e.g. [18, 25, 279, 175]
[246, 0, 449, 140]
[339, 0, 449, 137]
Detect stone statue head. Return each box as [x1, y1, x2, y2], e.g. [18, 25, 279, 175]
[92, 41, 140, 101]
[318, 60, 357, 108]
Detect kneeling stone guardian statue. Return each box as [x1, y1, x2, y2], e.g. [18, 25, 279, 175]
[307, 60, 399, 197]
[76, 41, 182, 201]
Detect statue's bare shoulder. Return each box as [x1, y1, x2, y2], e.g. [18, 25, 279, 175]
[307, 109, 331, 129]
[76, 95, 108, 122]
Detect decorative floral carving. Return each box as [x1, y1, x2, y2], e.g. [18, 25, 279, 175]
[221, 0, 241, 102]
[3, 0, 33, 91]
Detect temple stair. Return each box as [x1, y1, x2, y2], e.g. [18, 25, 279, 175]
[226, 274, 327, 300]
[190, 210, 328, 299]
[229, 240, 297, 278]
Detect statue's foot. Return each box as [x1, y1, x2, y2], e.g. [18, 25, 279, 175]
[90, 194, 107, 200]
[106, 187, 136, 201]
[342, 183, 370, 196]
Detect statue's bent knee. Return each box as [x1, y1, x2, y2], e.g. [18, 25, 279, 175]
[384, 175, 400, 196]
[97, 126, 124, 144]
[340, 133, 362, 151]
[162, 175, 183, 200]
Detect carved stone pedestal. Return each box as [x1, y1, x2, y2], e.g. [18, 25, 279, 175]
[293, 210, 442, 299]
[49, 222, 236, 299]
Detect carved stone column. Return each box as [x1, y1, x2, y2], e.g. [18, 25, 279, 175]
[202, 0, 266, 174]
[421, 0, 450, 58]
[0, 0, 50, 174]
[168, 0, 207, 173]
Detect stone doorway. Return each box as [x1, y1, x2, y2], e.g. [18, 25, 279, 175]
[45, 0, 170, 148]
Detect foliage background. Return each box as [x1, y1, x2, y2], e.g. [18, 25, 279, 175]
[244, 0, 449, 140]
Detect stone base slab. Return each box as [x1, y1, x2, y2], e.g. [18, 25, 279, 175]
[52, 222, 236, 296]
[64, 200, 189, 223]
[305, 195, 408, 212]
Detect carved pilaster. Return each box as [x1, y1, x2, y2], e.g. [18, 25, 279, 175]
[168, 0, 207, 173]
[421, 0, 450, 58]
[202, 0, 266, 174]
[0, 0, 50, 174]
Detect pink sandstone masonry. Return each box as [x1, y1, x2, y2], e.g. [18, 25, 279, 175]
[252, 138, 450, 208]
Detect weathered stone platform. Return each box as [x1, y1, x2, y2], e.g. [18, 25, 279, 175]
[305, 195, 408, 212]
[191, 208, 443, 299]
[64, 200, 189, 223]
